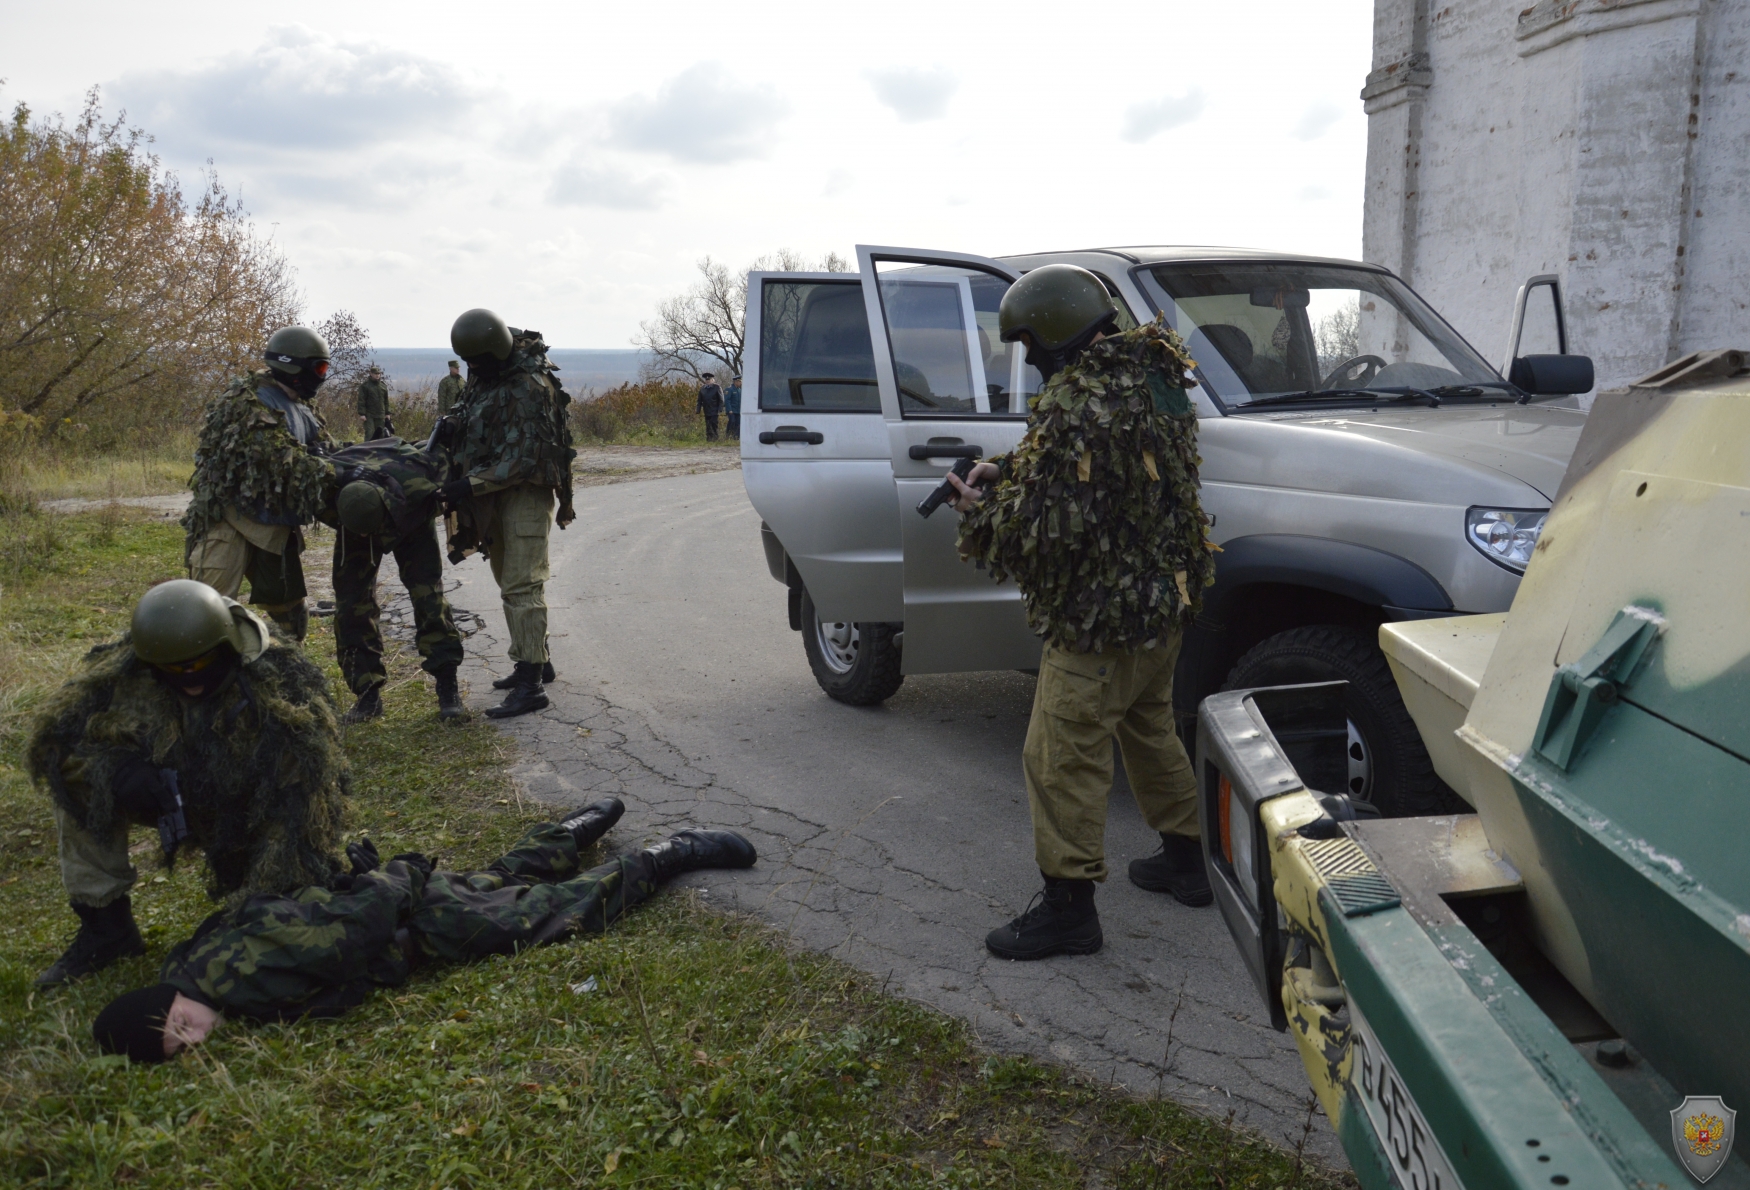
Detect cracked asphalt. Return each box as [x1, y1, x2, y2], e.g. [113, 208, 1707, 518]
[440, 466, 1343, 1165]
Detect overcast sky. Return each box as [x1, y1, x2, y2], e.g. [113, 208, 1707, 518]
[7, 1, 1373, 347]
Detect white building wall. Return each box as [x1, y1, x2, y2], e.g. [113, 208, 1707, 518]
[1363, 0, 1749, 392]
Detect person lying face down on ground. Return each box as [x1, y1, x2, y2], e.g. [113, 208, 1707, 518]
[92, 799, 757, 1062]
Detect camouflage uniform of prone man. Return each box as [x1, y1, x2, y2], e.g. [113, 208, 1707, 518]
[327, 440, 466, 723]
[438, 310, 576, 719]
[88, 802, 758, 1064]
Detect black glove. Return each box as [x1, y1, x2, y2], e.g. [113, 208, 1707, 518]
[110, 755, 167, 821]
[346, 838, 381, 876]
[389, 852, 435, 878]
[440, 479, 474, 510]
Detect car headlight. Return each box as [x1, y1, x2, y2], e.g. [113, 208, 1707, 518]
[1465, 507, 1547, 573]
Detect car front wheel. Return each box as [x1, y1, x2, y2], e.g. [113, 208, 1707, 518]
[800, 589, 904, 706]
[1221, 625, 1457, 817]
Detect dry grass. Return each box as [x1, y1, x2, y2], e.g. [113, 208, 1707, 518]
[573, 380, 714, 445]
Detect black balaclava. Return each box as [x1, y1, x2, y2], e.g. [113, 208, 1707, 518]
[94, 983, 180, 1064]
[151, 644, 240, 701]
[1024, 313, 1120, 384]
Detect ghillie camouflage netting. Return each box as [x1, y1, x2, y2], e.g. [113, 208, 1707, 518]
[181, 371, 335, 545]
[957, 319, 1217, 654]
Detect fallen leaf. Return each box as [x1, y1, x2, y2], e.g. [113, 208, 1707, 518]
[604, 1148, 623, 1174]
[692, 1049, 710, 1066]
[451, 1120, 477, 1137]
[982, 1135, 1006, 1149]
[520, 1082, 542, 1093]
[450, 1009, 471, 1022]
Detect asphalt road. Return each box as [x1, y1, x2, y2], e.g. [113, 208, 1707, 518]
[445, 466, 1342, 1165]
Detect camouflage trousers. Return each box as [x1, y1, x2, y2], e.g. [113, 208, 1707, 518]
[1023, 631, 1198, 882]
[333, 521, 464, 695]
[477, 484, 553, 664]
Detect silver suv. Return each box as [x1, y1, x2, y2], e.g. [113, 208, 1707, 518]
[741, 245, 1592, 815]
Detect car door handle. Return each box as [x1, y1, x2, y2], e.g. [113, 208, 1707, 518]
[908, 444, 983, 460]
[759, 427, 824, 445]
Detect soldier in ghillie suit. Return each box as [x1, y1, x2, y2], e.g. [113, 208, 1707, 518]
[181, 325, 338, 641]
[948, 265, 1219, 961]
[28, 580, 350, 986]
[327, 440, 465, 723]
[438, 308, 576, 719]
[89, 800, 759, 1064]
[356, 364, 391, 441]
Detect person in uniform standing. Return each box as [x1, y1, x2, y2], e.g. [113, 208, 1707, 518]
[90, 801, 758, 1064]
[441, 309, 576, 719]
[948, 265, 1218, 961]
[724, 374, 743, 440]
[437, 359, 464, 417]
[27, 580, 350, 986]
[327, 440, 466, 724]
[182, 326, 337, 641]
[357, 364, 391, 441]
[696, 373, 723, 441]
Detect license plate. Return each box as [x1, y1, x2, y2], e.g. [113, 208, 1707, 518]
[1351, 1006, 1465, 1190]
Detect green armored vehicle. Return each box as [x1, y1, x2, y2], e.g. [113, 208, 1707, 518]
[1198, 350, 1750, 1189]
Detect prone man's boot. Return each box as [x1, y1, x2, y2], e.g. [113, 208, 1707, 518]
[560, 797, 626, 850]
[485, 661, 549, 719]
[1128, 833, 1214, 907]
[494, 659, 556, 689]
[985, 875, 1103, 960]
[644, 829, 758, 880]
[342, 685, 384, 725]
[36, 897, 147, 987]
[434, 666, 466, 721]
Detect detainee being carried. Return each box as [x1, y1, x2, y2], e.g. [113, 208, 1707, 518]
[28, 580, 349, 986]
[91, 799, 757, 1064]
[949, 265, 1219, 961]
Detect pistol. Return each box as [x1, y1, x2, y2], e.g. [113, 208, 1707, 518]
[917, 456, 979, 518]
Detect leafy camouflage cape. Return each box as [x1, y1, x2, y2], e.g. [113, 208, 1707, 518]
[442, 329, 576, 560]
[957, 318, 1216, 654]
[26, 633, 349, 900]
[158, 825, 658, 1022]
[180, 371, 337, 552]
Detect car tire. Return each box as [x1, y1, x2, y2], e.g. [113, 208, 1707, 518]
[1221, 625, 1458, 818]
[800, 589, 904, 706]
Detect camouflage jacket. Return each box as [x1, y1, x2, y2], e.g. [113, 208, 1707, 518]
[158, 825, 656, 1021]
[356, 377, 389, 421]
[957, 318, 1217, 654]
[26, 634, 349, 900]
[328, 440, 444, 540]
[448, 330, 575, 504]
[181, 372, 337, 544]
[436, 373, 464, 417]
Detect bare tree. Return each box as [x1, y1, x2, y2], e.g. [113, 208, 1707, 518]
[1315, 298, 1361, 374]
[633, 250, 849, 384]
[313, 309, 374, 390]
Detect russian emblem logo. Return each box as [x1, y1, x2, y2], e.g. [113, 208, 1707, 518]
[1671, 1096, 1737, 1184]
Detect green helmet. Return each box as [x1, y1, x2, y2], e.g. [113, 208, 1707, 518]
[131, 580, 268, 666]
[998, 265, 1118, 351]
[451, 308, 513, 362]
[337, 481, 389, 536]
[263, 326, 332, 377]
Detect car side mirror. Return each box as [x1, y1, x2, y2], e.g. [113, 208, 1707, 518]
[1509, 354, 1595, 395]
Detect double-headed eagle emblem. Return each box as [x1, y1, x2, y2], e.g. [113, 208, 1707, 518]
[1671, 1096, 1736, 1184]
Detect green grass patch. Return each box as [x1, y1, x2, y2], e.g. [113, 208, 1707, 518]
[0, 505, 1349, 1188]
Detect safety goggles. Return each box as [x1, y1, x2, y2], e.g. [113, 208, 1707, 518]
[152, 645, 227, 678]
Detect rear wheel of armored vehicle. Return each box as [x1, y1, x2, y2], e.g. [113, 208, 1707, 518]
[800, 589, 904, 706]
[1221, 625, 1457, 817]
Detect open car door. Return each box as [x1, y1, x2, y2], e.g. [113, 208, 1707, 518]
[856, 245, 1044, 674]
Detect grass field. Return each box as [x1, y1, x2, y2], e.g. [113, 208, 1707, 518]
[0, 505, 1347, 1189]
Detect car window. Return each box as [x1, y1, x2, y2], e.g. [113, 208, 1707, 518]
[759, 280, 881, 411]
[877, 264, 1042, 418]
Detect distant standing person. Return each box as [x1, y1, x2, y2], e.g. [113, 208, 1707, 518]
[696, 373, 723, 441]
[357, 365, 390, 440]
[724, 374, 742, 440]
[437, 359, 464, 417]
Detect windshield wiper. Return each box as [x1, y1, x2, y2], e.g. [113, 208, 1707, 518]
[1236, 386, 1443, 410]
[1427, 383, 1517, 401]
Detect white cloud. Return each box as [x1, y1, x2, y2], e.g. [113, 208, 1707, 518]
[550, 159, 668, 210]
[1292, 102, 1344, 141]
[1120, 90, 1205, 143]
[113, 25, 477, 158]
[608, 64, 787, 163]
[867, 67, 957, 122]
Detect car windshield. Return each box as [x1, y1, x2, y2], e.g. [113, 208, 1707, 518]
[1134, 263, 1505, 410]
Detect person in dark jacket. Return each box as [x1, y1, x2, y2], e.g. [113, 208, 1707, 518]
[724, 375, 742, 440]
[91, 800, 758, 1063]
[696, 373, 724, 441]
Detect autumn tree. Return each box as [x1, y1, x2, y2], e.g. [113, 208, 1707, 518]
[634, 250, 849, 384]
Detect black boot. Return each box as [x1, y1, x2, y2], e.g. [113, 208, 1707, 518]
[644, 829, 758, 881]
[493, 660, 556, 689]
[1128, 833, 1214, 907]
[434, 667, 465, 721]
[485, 661, 549, 719]
[985, 876, 1103, 960]
[342, 685, 384, 725]
[36, 897, 147, 987]
[560, 797, 625, 850]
